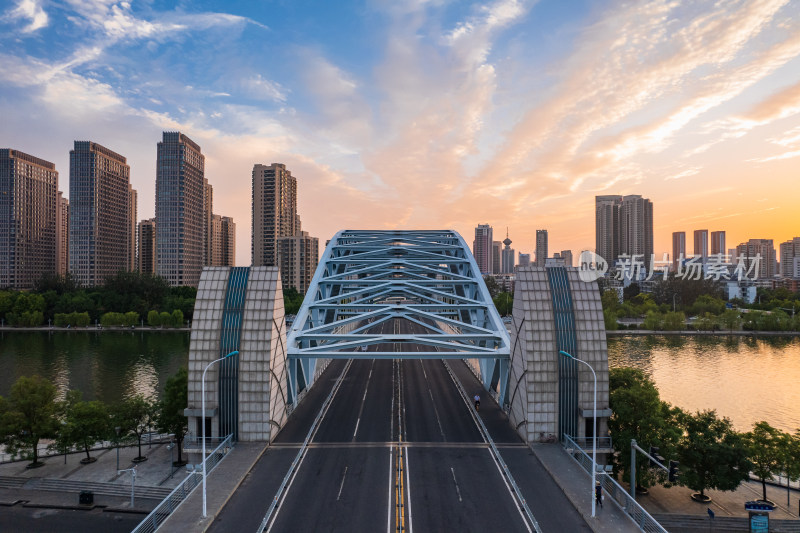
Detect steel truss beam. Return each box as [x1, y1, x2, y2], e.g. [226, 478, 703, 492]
[286, 230, 511, 405]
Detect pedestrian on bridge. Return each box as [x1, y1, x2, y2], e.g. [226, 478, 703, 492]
[473, 394, 480, 411]
[595, 482, 603, 508]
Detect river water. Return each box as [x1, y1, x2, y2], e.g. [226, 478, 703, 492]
[0, 331, 797, 432]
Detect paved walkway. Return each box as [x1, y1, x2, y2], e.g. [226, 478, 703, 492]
[159, 442, 267, 533]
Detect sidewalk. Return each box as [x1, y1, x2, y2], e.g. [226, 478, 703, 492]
[158, 442, 268, 532]
[530, 443, 641, 533]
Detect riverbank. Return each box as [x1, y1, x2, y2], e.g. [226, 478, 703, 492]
[606, 329, 800, 337]
[0, 326, 191, 332]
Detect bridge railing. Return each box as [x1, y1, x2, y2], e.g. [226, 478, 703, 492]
[562, 434, 667, 533]
[131, 433, 234, 533]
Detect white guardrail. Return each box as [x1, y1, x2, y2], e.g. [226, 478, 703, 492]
[131, 433, 234, 533]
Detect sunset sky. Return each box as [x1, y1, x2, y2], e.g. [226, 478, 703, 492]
[2, 0, 799, 265]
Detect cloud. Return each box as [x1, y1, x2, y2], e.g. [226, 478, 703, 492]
[7, 0, 48, 32]
[241, 75, 287, 102]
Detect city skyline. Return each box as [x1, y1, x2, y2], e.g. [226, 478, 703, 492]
[1, 1, 799, 265]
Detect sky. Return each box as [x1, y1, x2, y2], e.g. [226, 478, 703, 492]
[2, 0, 799, 266]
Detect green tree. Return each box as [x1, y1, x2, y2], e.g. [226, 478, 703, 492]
[0, 375, 59, 467]
[171, 309, 184, 328]
[784, 432, 800, 494]
[147, 309, 161, 327]
[604, 308, 618, 330]
[690, 294, 726, 316]
[694, 312, 717, 331]
[608, 368, 681, 489]
[676, 410, 751, 501]
[159, 311, 172, 327]
[663, 311, 686, 331]
[114, 395, 155, 462]
[483, 276, 501, 299]
[57, 391, 110, 463]
[493, 292, 513, 315]
[124, 311, 139, 326]
[745, 421, 785, 503]
[283, 287, 304, 315]
[601, 290, 621, 312]
[719, 309, 741, 331]
[157, 368, 188, 465]
[642, 311, 663, 331]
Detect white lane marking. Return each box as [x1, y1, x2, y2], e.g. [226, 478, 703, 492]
[337, 466, 349, 501]
[405, 446, 413, 533]
[450, 467, 462, 502]
[420, 360, 446, 440]
[352, 359, 375, 441]
[265, 360, 353, 533]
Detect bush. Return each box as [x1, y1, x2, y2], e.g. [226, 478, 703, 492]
[171, 309, 184, 328]
[147, 310, 160, 327]
[663, 311, 686, 331]
[101, 312, 126, 327]
[159, 311, 171, 327]
[643, 311, 663, 331]
[124, 311, 139, 327]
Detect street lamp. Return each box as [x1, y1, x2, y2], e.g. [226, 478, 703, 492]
[115, 426, 122, 470]
[201, 350, 238, 518]
[117, 467, 136, 507]
[559, 350, 598, 518]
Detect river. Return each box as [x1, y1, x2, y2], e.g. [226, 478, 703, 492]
[0, 331, 797, 432]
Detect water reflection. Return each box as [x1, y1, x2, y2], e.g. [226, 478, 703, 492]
[0, 331, 188, 405]
[609, 335, 800, 432]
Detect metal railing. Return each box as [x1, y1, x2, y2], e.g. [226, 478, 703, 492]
[567, 436, 613, 450]
[0, 432, 174, 464]
[182, 436, 229, 450]
[562, 435, 667, 533]
[131, 434, 234, 533]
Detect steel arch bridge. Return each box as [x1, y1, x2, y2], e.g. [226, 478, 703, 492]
[286, 229, 511, 406]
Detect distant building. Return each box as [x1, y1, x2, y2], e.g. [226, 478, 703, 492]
[693, 229, 708, 259]
[473, 224, 493, 274]
[501, 231, 515, 274]
[69, 141, 134, 287]
[736, 239, 777, 279]
[710, 231, 726, 256]
[203, 178, 213, 265]
[492, 241, 501, 274]
[137, 218, 156, 275]
[220, 216, 236, 267]
[560, 250, 573, 267]
[277, 231, 319, 294]
[518, 253, 531, 267]
[546, 255, 565, 267]
[0, 148, 58, 289]
[252, 163, 298, 267]
[672, 231, 686, 271]
[56, 192, 69, 276]
[535, 229, 548, 267]
[779, 238, 800, 278]
[596, 194, 653, 266]
[156, 132, 205, 287]
[128, 185, 137, 272]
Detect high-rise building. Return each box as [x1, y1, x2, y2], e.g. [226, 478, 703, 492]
[619, 195, 653, 262]
[277, 231, 319, 295]
[779, 237, 800, 278]
[595, 195, 622, 265]
[472, 224, 493, 274]
[209, 214, 223, 266]
[128, 185, 137, 271]
[252, 163, 298, 267]
[56, 191, 69, 276]
[535, 229, 548, 267]
[672, 231, 686, 271]
[693, 229, 708, 258]
[137, 218, 156, 275]
[203, 178, 213, 265]
[710, 231, 726, 256]
[220, 216, 236, 267]
[501, 230, 515, 274]
[492, 241, 501, 274]
[518, 253, 530, 267]
[560, 250, 573, 268]
[0, 149, 58, 289]
[156, 132, 205, 287]
[736, 239, 777, 279]
[69, 141, 134, 287]
[597, 194, 653, 267]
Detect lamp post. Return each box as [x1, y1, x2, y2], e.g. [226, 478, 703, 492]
[202, 350, 238, 518]
[559, 350, 598, 518]
[115, 426, 121, 470]
[117, 467, 136, 507]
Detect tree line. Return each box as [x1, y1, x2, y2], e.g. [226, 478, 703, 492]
[609, 367, 800, 502]
[0, 272, 196, 327]
[0, 369, 189, 467]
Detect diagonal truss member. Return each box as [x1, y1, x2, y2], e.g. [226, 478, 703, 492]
[286, 229, 511, 405]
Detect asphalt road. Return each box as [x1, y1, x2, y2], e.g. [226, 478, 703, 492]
[210, 319, 590, 533]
